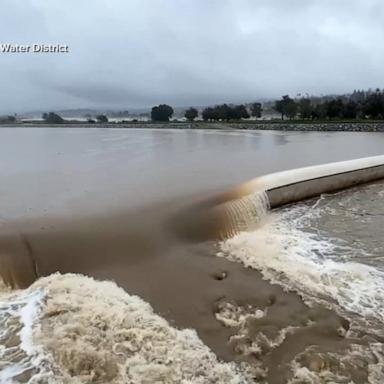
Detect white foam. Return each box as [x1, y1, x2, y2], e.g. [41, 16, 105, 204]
[288, 343, 384, 384]
[219, 203, 384, 332]
[215, 301, 266, 328]
[0, 273, 252, 383]
[214, 300, 298, 370]
[0, 286, 44, 383]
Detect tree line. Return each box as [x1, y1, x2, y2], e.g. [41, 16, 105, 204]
[41, 112, 109, 124]
[273, 89, 384, 120]
[32, 88, 384, 124]
[152, 88, 384, 122]
[150, 102, 262, 121]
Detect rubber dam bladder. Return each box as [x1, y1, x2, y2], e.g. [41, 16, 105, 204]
[176, 154, 384, 241]
[2, 155, 384, 288]
[1, 155, 384, 383]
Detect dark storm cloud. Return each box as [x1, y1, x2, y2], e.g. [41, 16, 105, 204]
[0, 0, 383, 113]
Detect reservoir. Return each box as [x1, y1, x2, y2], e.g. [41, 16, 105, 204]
[1, 127, 384, 383]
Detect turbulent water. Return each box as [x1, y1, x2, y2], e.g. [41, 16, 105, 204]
[2, 182, 384, 383]
[0, 274, 252, 383]
[1, 128, 384, 383]
[219, 183, 384, 383]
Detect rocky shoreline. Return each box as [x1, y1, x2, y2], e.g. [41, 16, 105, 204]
[221, 122, 384, 131]
[3, 121, 384, 131]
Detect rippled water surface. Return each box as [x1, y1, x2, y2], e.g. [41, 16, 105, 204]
[1, 127, 384, 217]
[1, 127, 384, 383]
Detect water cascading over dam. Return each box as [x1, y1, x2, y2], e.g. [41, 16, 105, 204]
[177, 154, 384, 241]
[2, 154, 384, 383]
[2, 155, 384, 288]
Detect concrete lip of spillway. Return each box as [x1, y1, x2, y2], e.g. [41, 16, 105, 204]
[176, 155, 384, 241]
[1, 154, 384, 383]
[3, 154, 384, 288]
[237, 154, 384, 208]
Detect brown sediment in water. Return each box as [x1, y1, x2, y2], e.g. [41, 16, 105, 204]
[0, 195, 381, 383]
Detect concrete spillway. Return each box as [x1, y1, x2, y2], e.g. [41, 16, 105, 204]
[2, 155, 384, 288]
[231, 155, 384, 207]
[177, 155, 384, 240]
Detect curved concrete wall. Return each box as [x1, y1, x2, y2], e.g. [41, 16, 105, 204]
[174, 155, 384, 241]
[229, 155, 384, 208]
[2, 156, 384, 288]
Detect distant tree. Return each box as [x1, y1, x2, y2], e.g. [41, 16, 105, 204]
[96, 114, 108, 123]
[311, 103, 327, 120]
[274, 95, 297, 120]
[0, 115, 17, 123]
[184, 107, 198, 121]
[87, 118, 96, 124]
[267, 88, 384, 121]
[342, 101, 359, 119]
[202, 107, 215, 121]
[310, 103, 327, 120]
[151, 104, 174, 121]
[350, 89, 366, 104]
[362, 90, 384, 119]
[274, 100, 284, 120]
[212, 104, 228, 120]
[298, 98, 312, 119]
[325, 99, 344, 119]
[42, 112, 64, 124]
[250, 102, 263, 118]
[233, 104, 250, 119]
[285, 99, 298, 120]
[201, 104, 249, 121]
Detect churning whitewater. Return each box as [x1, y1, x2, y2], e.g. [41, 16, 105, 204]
[219, 182, 384, 383]
[220, 184, 384, 330]
[1, 181, 384, 383]
[0, 274, 252, 383]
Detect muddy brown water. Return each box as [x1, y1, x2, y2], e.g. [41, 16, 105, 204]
[1, 127, 384, 382]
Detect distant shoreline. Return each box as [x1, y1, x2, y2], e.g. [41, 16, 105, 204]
[2, 121, 384, 132]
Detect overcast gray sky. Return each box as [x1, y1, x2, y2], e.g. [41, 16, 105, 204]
[0, 0, 383, 113]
